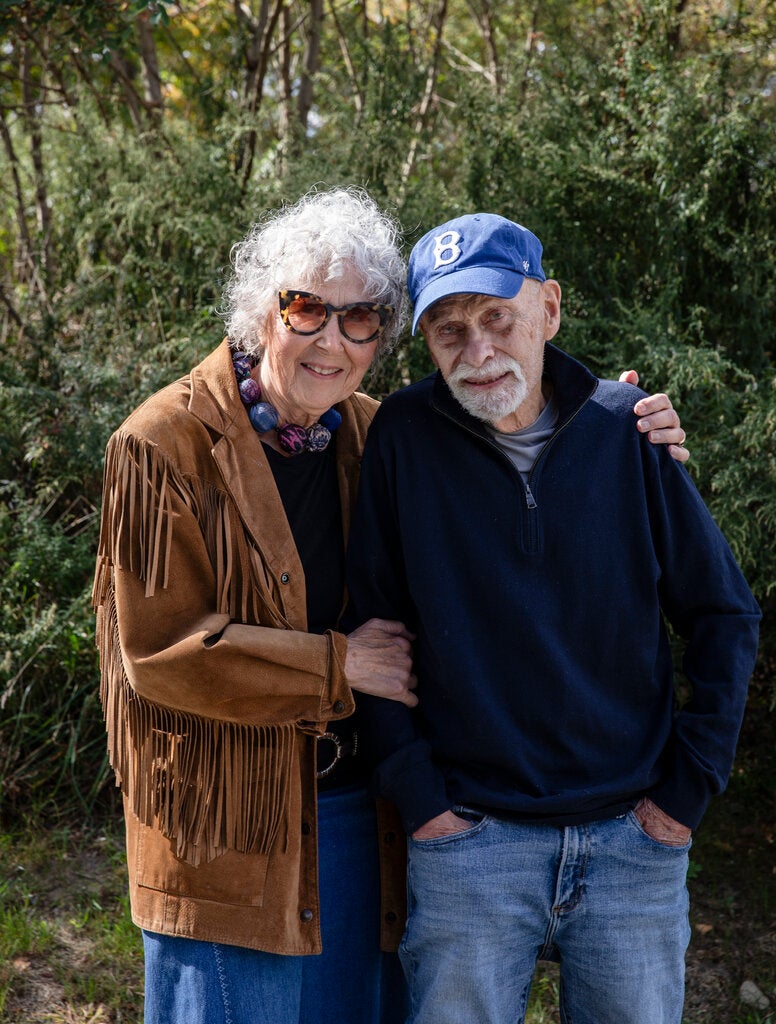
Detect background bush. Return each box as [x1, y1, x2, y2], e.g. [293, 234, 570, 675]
[0, 0, 773, 821]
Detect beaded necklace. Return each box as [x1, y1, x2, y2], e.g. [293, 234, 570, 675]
[231, 348, 342, 455]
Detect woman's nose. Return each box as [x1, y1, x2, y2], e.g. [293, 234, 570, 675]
[314, 316, 346, 349]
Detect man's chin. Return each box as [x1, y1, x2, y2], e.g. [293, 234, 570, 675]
[451, 384, 524, 426]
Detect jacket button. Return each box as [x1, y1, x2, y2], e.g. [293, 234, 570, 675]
[301, 822, 311, 835]
[333, 700, 345, 714]
[385, 911, 398, 924]
[384, 831, 396, 845]
[280, 572, 290, 584]
[300, 908, 314, 923]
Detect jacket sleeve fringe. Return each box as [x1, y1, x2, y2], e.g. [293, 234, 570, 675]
[93, 430, 295, 866]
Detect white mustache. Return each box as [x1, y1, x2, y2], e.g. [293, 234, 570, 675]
[448, 356, 522, 385]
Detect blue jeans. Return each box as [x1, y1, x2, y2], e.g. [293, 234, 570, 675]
[400, 810, 691, 1024]
[143, 784, 407, 1024]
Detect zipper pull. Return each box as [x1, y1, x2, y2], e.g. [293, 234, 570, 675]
[525, 483, 537, 509]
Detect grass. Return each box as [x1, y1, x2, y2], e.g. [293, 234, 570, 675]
[0, 824, 143, 1023]
[0, 719, 773, 1023]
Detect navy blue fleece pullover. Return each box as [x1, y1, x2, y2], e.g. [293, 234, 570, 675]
[345, 344, 761, 834]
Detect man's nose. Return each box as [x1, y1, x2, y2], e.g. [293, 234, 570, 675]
[460, 328, 495, 367]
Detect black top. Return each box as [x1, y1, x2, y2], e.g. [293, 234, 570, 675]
[264, 439, 364, 788]
[263, 441, 344, 634]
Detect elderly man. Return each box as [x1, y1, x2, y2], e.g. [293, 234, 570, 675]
[346, 213, 761, 1024]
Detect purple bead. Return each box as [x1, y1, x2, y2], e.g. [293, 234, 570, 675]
[248, 402, 279, 433]
[238, 377, 261, 405]
[277, 423, 308, 455]
[232, 352, 253, 381]
[319, 407, 342, 432]
[306, 423, 332, 451]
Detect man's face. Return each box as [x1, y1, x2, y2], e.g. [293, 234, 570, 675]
[420, 279, 561, 432]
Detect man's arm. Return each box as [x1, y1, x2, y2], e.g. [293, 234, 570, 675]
[640, 444, 760, 830]
[345, 419, 453, 834]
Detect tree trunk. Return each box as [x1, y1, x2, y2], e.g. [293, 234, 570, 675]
[277, 4, 294, 176]
[328, 0, 364, 119]
[234, 0, 284, 187]
[20, 41, 55, 290]
[467, 0, 501, 95]
[0, 107, 35, 286]
[297, 0, 324, 137]
[136, 8, 164, 117]
[397, 0, 449, 204]
[108, 51, 144, 130]
[666, 0, 688, 52]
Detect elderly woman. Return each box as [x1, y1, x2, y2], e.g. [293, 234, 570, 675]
[93, 187, 689, 1024]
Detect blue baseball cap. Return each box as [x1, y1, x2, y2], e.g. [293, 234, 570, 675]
[407, 213, 546, 333]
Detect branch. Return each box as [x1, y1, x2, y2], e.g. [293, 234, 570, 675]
[465, 0, 501, 95]
[327, 0, 364, 118]
[0, 279, 24, 329]
[397, 0, 449, 205]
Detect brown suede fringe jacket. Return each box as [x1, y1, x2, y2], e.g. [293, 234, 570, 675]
[93, 339, 405, 955]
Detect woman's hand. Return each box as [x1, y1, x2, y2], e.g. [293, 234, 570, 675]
[345, 618, 418, 706]
[619, 370, 689, 463]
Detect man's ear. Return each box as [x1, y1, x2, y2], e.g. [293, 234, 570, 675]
[541, 280, 562, 341]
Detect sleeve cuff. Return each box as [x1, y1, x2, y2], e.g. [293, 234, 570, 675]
[374, 744, 452, 834]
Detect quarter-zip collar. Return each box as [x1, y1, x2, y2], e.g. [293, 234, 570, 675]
[429, 342, 599, 442]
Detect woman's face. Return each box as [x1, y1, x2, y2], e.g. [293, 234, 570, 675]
[258, 267, 380, 426]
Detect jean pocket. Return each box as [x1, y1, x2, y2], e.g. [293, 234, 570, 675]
[409, 807, 490, 848]
[625, 810, 693, 852]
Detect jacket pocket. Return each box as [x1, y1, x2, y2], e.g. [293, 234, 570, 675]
[133, 818, 270, 907]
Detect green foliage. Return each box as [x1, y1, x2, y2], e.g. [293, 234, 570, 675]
[447, 9, 776, 681]
[0, 102, 248, 818]
[0, 0, 774, 821]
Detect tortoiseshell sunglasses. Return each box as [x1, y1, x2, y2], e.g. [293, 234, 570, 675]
[279, 290, 393, 344]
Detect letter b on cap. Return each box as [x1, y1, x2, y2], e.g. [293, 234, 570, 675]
[433, 231, 461, 270]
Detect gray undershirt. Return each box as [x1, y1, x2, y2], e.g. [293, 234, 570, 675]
[487, 395, 559, 481]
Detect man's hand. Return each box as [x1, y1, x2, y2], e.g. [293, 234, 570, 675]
[345, 618, 418, 706]
[412, 810, 471, 840]
[619, 369, 690, 464]
[634, 797, 692, 847]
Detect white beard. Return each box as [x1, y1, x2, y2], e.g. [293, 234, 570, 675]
[446, 355, 529, 426]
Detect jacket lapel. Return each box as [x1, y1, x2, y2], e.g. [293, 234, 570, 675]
[189, 340, 305, 625]
[186, 340, 379, 630]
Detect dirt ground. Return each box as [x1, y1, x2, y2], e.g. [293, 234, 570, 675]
[2, 743, 774, 1023]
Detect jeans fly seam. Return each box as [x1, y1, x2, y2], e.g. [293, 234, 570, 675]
[552, 826, 590, 915]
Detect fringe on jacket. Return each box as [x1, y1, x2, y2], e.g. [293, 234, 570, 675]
[93, 431, 295, 866]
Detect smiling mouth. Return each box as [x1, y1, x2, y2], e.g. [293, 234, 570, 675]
[463, 372, 510, 389]
[302, 363, 342, 378]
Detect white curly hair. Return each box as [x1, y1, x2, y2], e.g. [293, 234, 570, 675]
[220, 186, 408, 361]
